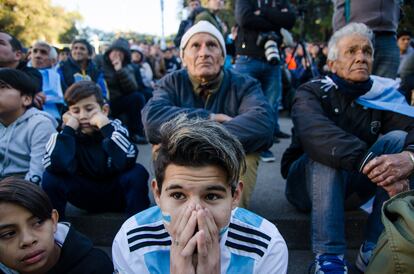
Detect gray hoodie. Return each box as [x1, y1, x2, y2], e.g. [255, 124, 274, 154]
[0, 107, 57, 184]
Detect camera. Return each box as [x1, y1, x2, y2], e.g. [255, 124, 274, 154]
[256, 31, 282, 65]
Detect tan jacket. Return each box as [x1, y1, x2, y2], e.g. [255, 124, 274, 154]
[366, 190, 414, 274]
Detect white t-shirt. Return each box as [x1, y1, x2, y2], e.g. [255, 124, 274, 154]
[112, 206, 288, 274]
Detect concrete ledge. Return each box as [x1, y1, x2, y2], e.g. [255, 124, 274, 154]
[96, 245, 361, 274]
[66, 204, 128, 246]
[66, 204, 367, 249]
[275, 210, 367, 250]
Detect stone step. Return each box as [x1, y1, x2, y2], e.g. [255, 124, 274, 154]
[66, 204, 367, 250]
[97, 246, 361, 274]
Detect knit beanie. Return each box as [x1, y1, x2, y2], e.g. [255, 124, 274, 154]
[180, 20, 226, 59]
[0, 68, 38, 97]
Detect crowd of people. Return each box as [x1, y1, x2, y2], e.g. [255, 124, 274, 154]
[1, 0, 414, 273]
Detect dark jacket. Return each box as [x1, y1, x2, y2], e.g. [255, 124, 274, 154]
[44, 120, 138, 180]
[281, 76, 414, 177]
[58, 57, 107, 96]
[164, 56, 181, 74]
[103, 39, 144, 101]
[47, 224, 113, 274]
[235, 0, 296, 59]
[0, 224, 113, 274]
[16, 61, 43, 92]
[174, 7, 206, 48]
[194, 9, 225, 36]
[399, 52, 414, 103]
[332, 0, 401, 33]
[142, 68, 274, 153]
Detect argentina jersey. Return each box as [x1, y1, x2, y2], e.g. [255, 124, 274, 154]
[112, 206, 288, 274]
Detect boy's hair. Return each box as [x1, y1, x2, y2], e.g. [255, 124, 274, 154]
[60, 47, 70, 53]
[0, 68, 37, 98]
[153, 114, 246, 195]
[397, 29, 412, 39]
[64, 81, 105, 106]
[71, 38, 93, 56]
[0, 177, 53, 220]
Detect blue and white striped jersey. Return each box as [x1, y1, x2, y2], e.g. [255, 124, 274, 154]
[112, 206, 288, 274]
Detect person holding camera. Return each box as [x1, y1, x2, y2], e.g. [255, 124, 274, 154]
[234, 0, 296, 162]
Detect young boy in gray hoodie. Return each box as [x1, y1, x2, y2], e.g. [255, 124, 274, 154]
[0, 69, 57, 184]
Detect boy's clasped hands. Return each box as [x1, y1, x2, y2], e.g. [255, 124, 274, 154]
[165, 204, 220, 274]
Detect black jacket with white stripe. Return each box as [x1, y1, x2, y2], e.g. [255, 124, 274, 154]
[281, 76, 414, 177]
[43, 119, 137, 180]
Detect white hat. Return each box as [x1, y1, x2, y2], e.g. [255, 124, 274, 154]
[180, 20, 226, 59]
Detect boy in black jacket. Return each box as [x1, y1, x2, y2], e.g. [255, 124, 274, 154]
[42, 81, 149, 219]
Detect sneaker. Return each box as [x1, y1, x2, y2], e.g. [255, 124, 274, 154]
[260, 150, 275, 162]
[310, 254, 348, 274]
[275, 130, 291, 139]
[355, 241, 376, 273]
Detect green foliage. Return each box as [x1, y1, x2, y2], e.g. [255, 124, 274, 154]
[399, 0, 414, 33]
[0, 0, 81, 46]
[291, 0, 333, 43]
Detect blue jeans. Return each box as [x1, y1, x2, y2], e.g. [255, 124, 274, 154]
[286, 131, 412, 254]
[234, 55, 280, 133]
[42, 164, 150, 219]
[372, 33, 399, 79]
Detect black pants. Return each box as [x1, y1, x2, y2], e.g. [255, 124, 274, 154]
[42, 164, 150, 219]
[110, 92, 146, 136]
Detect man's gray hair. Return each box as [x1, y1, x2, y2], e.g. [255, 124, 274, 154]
[33, 41, 58, 60]
[153, 114, 246, 193]
[327, 23, 374, 61]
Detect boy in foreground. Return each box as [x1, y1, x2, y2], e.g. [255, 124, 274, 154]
[112, 115, 288, 273]
[42, 81, 149, 219]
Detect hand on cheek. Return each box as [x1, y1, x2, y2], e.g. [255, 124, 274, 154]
[62, 111, 79, 130]
[89, 111, 110, 129]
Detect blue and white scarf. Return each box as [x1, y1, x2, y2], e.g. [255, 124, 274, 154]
[321, 74, 414, 118]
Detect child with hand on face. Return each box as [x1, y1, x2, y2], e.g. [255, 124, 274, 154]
[42, 80, 150, 220]
[61, 97, 110, 135]
[0, 177, 113, 274]
[112, 116, 288, 274]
